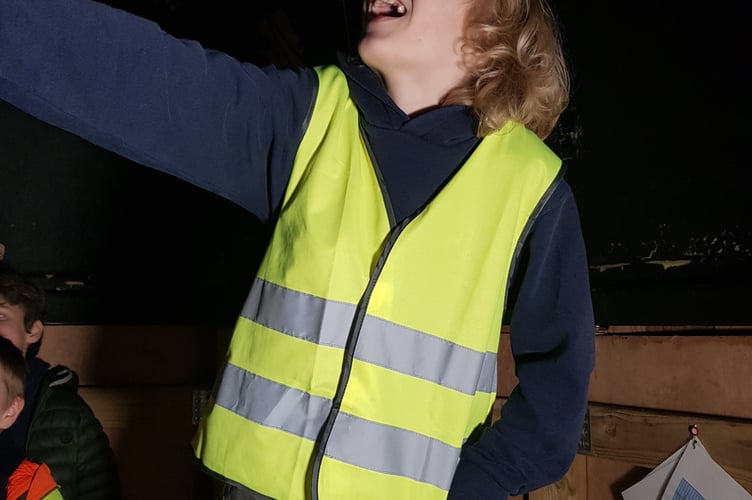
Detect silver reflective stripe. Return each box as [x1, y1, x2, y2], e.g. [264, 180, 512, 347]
[241, 278, 356, 348]
[479, 346, 498, 395]
[241, 278, 497, 396]
[216, 363, 331, 441]
[357, 315, 498, 395]
[326, 412, 460, 491]
[217, 362, 460, 490]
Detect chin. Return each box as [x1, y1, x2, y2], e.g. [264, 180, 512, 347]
[357, 38, 400, 75]
[356, 40, 378, 69]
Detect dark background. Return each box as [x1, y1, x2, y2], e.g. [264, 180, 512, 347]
[1, 0, 750, 325]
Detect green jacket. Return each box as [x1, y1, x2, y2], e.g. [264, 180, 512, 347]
[26, 365, 121, 500]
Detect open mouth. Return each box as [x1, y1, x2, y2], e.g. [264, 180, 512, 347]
[366, 0, 407, 19]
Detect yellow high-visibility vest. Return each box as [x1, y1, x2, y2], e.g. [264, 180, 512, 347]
[193, 65, 562, 500]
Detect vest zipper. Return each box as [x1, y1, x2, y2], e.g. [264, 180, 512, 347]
[309, 216, 413, 500]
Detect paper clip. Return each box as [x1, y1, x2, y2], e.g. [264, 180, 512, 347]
[688, 424, 700, 448]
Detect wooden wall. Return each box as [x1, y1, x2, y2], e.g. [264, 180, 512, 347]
[38, 325, 230, 500]
[498, 326, 752, 499]
[39, 324, 752, 500]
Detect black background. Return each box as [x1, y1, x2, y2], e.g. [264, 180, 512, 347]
[1, 0, 750, 325]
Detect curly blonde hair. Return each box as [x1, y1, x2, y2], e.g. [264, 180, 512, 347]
[444, 0, 570, 139]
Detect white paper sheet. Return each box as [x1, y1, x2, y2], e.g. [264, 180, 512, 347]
[622, 437, 751, 500]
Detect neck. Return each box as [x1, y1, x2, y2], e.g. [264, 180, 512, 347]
[380, 66, 466, 116]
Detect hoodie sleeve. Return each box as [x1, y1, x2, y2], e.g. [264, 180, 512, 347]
[0, 0, 316, 221]
[448, 180, 595, 499]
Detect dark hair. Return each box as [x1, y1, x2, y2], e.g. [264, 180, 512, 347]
[0, 336, 26, 400]
[0, 263, 46, 359]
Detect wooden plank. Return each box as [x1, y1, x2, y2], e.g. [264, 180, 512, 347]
[80, 387, 214, 500]
[596, 325, 752, 334]
[500, 332, 752, 419]
[40, 325, 226, 386]
[528, 455, 587, 500]
[585, 456, 650, 500]
[497, 333, 516, 396]
[586, 402, 752, 493]
[52, 327, 752, 415]
[495, 399, 752, 496]
[590, 336, 752, 418]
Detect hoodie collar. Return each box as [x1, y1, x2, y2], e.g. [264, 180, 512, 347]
[337, 53, 479, 145]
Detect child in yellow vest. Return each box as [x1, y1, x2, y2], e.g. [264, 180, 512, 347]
[0, 0, 596, 498]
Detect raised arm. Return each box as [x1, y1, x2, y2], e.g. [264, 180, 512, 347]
[0, 0, 316, 221]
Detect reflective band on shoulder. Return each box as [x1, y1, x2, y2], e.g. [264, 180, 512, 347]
[357, 315, 498, 395]
[241, 278, 356, 348]
[216, 363, 332, 441]
[242, 279, 497, 395]
[326, 412, 460, 491]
